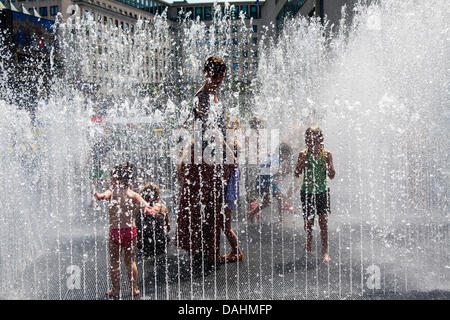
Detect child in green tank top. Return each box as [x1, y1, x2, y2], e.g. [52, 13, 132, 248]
[294, 126, 335, 263]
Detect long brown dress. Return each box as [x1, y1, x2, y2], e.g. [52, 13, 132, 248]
[174, 88, 228, 262]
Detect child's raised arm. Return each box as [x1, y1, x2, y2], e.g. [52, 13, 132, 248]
[294, 151, 306, 178]
[127, 190, 151, 212]
[95, 190, 112, 200]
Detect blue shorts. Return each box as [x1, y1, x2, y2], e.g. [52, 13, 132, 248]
[225, 167, 240, 210]
[255, 175, 279, 197]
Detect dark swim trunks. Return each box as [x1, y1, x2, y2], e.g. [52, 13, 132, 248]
[300, 188, 330, 220]
[109, 227, 137, 248]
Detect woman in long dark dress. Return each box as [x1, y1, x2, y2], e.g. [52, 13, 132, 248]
[175, 57, 232, 268]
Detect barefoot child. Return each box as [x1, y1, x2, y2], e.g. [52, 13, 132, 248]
[247, 143, 297, 223]
[294, 127, 335, 263]
[95, 162, 153, 298]
[136, 182, 171, 257]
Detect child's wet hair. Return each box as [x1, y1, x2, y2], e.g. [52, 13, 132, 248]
[140, 182, 160, 205]
[203, 56, 227, 78]
[249, 116, 264, 129]
[305, 126, 324, 143]
[279, 143, 293, 157]
[110, 162, 135, 185]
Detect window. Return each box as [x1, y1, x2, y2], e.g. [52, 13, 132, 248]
[243, 62, 248, 69]
[252, 37, 258, 45]
[253, 50, 258, 57]
[252, 25, 258, 33]
[233, 50, 238, 57]
[103, 16, 107, 24]
[97, 13, 102, 22]
[233, 6, 239, 19]
[250, 5, 258, 19]
[50, 5, 58, 16]
[243, 50, 248, 57]
[204, 7, 212, 21]
[115, 19, 118, 28]
[233, 63, 239, 70]
[194, 7, 202, 20]
[39, 7, 48, 17]
[232, 26, 237, 33]
[232, 38, 238, 45]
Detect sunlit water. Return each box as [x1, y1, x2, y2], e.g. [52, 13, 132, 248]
[0, 1, 449, 299]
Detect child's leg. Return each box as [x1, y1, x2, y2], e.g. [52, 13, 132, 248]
[223, 208, 242, 255]
[124, 237, 140, 296]
[318, 214, 331, 262]
[108, 239, 121, 296]
[304, 218, 314, 252]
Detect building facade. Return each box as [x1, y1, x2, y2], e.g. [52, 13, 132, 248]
[1, 0, 358, 110]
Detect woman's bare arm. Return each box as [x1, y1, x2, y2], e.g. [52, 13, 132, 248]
[326, 151, 336, 179]
[94, 190, 112, 200]
[127, 190, 151, 212]
[294, 152, 306, 178]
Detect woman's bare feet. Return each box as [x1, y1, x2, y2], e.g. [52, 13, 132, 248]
[323, 253, 331, 263]
[132, 288, 140, 297]
[105, 289, 119, 299]
[221, 251, 244, 262]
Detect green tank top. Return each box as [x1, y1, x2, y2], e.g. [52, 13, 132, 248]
[301, 150, 327, 194]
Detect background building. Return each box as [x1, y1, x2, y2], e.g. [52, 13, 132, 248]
[1, 0, 359, 115]
[0, 3, 55, 116]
